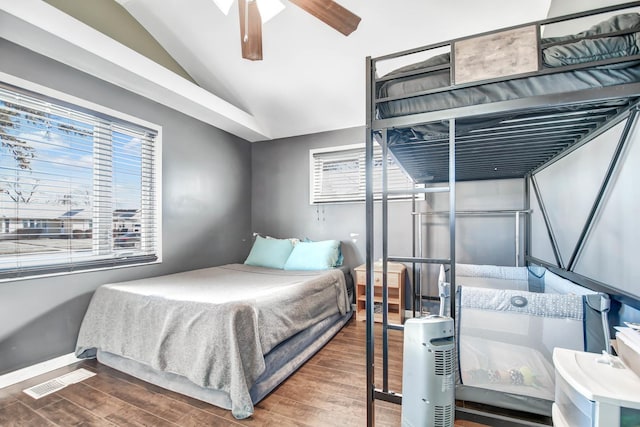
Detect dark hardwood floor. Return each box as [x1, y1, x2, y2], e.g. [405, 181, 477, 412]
[0, 318, 486, 426]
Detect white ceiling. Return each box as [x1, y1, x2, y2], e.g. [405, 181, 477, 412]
[2, 0, 561, 141]
[116, 0, 553, 140]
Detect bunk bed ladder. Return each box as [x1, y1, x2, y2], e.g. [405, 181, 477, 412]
[365, 100, 457, 424]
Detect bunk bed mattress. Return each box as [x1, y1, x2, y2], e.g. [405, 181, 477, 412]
[379, 13, 640, 124]
[75, 263, 350, 419]
[378, 64, 640, 123]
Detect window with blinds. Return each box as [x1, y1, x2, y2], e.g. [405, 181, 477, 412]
[310, 144, 416, 203]
[0, 81, 159, 279]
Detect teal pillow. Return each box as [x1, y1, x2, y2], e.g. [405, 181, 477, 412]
[303, 237, 344, 266]
[244, 235, 294, 269]
[284, 240, 341, 270]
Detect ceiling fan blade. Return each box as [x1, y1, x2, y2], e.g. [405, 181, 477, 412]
[288, 0, 361, 36]
[239, 0, 263, 60]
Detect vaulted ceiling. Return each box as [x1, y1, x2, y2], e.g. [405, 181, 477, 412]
[0, 0, 569, 141]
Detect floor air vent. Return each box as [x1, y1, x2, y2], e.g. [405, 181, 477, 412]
[23, 368, 96, 399]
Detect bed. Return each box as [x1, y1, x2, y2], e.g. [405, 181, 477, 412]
[378, 12, 640, 120]
[75, 262, 352, 419]
[372, 10, 640, 183]
[364, 3, 640, 425]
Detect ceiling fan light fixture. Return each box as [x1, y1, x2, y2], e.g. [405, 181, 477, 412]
[256, 0, 285, 23]
[213, 0, 234, 15]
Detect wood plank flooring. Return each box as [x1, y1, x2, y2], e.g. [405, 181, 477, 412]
[0, 318, 486, 426]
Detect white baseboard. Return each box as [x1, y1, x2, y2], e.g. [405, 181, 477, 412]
[0, 353, 80, 390]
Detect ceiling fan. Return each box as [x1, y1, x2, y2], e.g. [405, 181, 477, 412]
[214, 0, 361, 60]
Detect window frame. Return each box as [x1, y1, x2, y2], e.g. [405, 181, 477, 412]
[0, 72, 162, 282]
[309, 143, 419, 204]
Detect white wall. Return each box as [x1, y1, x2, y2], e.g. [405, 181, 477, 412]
[530, 113, 640, 316]
[544, 0, 640, 37]
[547, 0, 633, 17]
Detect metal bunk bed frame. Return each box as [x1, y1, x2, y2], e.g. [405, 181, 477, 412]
[365, 2, 640, 426]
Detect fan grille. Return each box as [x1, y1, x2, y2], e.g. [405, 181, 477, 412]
[434, 404, 454, 427]
[434, 348, 455, 376]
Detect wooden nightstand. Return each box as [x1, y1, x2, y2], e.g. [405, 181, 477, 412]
[354, 262, 406, 324]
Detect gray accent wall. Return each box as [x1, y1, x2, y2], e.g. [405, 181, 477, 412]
[252, 127, 414, 268]
[252, 127, 526, 310]
[0, 39, 252, 375]
[423, 178, 526, 296]
[253, 127, 380, 267]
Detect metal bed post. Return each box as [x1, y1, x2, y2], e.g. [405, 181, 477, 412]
[515, 212, 520, 267]
[449, 119, 456, 321]
[412, 190, 417, 315]
[524, 176, 531, 267]
[381, 128, 390, 392]
[412, 198, 423, 317]
[365, 55, 375, 427]
[417, 210, 423, 314]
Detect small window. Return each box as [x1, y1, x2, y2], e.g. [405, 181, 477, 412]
[0, 79, 160, 279]
[310, 144, 417, 204]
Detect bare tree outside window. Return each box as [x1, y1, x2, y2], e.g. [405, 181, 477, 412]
[0, 83, 158, 277]
[0, 102, 37, 170]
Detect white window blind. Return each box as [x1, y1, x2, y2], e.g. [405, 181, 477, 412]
[310, 144, 417, 203]
[0, 82, 158, 279]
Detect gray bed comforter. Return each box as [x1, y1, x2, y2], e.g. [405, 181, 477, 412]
[75, 264, 349, 419]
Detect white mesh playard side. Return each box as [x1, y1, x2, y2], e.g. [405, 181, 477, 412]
[455, 263, 529, 291]
[440, 263, 611, 415]
[457, 286, 585, 402]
